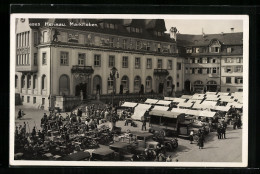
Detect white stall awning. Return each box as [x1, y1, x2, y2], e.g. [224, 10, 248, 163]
[217, 92, 230, 96]
[186, 109, 201, 116]
[201, 101, 217, 107]
[205, 95, 219, 101]
[136, 104, 152, 110]
[144, 98, 159, 104]
[177, 102, 194, 108]
[199, 110, 216, 117]
[212, 106, 230, 112]
[191, 95, 205, 100]
[152, 105, 169, 111]
[172, 98, 187, 103]
[156, 100, 172, 106]
[171, 108, 188, 114]
[180, 95, 193, 99]
[206, 92, 217, 95]
[121, 102, 138, 108]
[226, 102, 243, 109]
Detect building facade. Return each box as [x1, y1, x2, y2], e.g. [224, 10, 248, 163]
[15, 18, 184, 110]
[177, 31, 243, 93]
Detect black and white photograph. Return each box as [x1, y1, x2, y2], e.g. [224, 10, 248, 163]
[9, 14, 248, 167]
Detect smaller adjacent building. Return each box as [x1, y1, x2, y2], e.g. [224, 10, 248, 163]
[177, 30, 243, 93]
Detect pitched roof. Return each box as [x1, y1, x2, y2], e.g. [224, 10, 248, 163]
[177, 32, 243, 47]
[29, 18, 174, 43]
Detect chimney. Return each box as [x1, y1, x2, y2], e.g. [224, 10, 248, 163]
[170, 27, 178, 40]
[230, 28, 234, 33]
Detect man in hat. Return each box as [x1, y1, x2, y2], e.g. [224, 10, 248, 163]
[17, 109, 22, 119]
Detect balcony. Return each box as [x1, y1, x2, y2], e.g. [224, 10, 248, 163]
[16, 65, 38, 73]
[71, 65, 94, 74]
[153, 69, 169, 76]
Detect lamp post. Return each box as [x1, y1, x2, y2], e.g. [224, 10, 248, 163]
[110, 67, 119, 107]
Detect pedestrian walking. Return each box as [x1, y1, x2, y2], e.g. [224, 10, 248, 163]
[142, 119, 146, 131]
[198, 135, 204, 149]
[17, 109, 22, 119]
[189, 131, 194, 144]
[221, 126, 226, 139]
[217, 125, 222, 139]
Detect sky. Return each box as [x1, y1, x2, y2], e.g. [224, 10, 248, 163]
[164, 19, 243, 35]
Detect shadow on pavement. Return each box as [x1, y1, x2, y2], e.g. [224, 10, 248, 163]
[203, 146, 218, 149]
[16, 118, 32, 120]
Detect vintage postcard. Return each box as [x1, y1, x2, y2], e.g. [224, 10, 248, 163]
[10, 14, 248, 167]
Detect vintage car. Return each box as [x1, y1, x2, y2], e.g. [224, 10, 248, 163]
[91, 146, 116, 161]
[109, 142, 135, 161]
[62, 151, 90, 161]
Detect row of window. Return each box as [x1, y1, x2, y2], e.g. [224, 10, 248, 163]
[21, 96, 45, 105]
[16, 31, 30, 48]
[39, 51, 181, 70]
[185, 67, 220, 74]
[15, 75, 46, 90]
[16, 54, 30, 65]
[225, 57, 243, 63]
[36, 30, 175, 53]
[186, 46, 235, 54]
[187, 57, 218, 64]
[224, 66, 243, 73]
[225, 77, 243, 84]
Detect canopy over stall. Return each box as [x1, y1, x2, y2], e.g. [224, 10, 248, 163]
[149, 110, 185, 119]
[226, 102, 243, 109]
[205, 95, 219, 101]
[186, 109, 201, 116]
[186, 99, 202, 105]
[171, 108, 188, 114]
[180, 95, 193, 99]
[171, 98, 187, 103]
[206, 92, 217, 95]
[192, 103, 213, 110]
[121, 102, 138, 108]
[191, 94, 205, 100]
[201, 101, 217, 107]
[217, 92, 230, 96]
[212, 106, 231, 112]
[152, 105, 169, 111]
[131, 104, 152, 120]
[164, 97, 175, 101]
[199, 110, 216, 117]
[219, 96, 234, 103]
[156, 100, 172, 106]
[177, 102, 194, 108]
[144, 98, 159, 104]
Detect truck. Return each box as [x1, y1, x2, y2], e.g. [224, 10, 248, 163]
[148, 110, 185, 137]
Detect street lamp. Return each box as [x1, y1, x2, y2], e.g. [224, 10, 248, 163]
[110, 67, 119, 107]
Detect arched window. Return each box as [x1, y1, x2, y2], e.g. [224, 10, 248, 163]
[59, 75, 70, 95]
[166, 76, 173, 88]
[33, 75, 37, 89]
[21, 75, 25, 88]
[93, 75, 102, 94]
[207, 80, 217, 85]
[15, 75, 18, 88]
[134, 76, 141, 89]
[121, 76, 129, 90]
[146, 76, 152, 89]
[194, 80, 203, 85]
[41, 75, 46, 90]
[27, 75, 31, 89]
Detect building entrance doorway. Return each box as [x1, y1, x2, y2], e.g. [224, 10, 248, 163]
[158, 83, 164, 94]
[75, 83, 87, 99]
[184, 80, 191, 92]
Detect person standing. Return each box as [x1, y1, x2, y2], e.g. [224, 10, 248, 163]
[217, 125, 222, 139]
[142, 119, 146, 131]
[198, 135, 204, 149]
[189, 131, 194, 144]
[17, 109, 22, 119]
[221, 126, 226, 139]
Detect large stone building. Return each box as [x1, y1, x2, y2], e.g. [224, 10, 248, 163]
[15, 18, 184, 110]
[176, 30, 243, 93]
